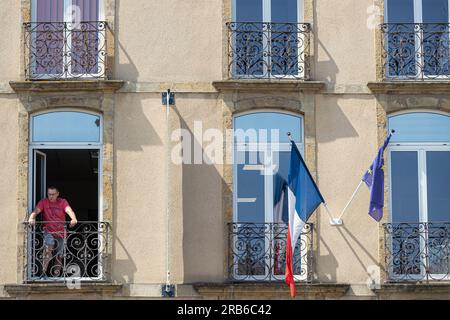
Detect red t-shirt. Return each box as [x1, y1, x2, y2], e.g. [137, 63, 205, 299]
[36, 198, 71, 238]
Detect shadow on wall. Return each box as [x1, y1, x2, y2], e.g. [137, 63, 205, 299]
[312, 0, 338, 86]
[115, 0, 139, 83]
[111, 229, 138, 285]
[171, 100, 228, 283]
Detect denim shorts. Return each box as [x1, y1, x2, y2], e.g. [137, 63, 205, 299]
[43, 232, 65, 257]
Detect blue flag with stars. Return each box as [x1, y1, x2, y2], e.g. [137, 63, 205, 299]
[362, 133, 392, 222]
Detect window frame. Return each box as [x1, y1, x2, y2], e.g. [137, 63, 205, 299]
[232, 110, 307, 281]
[30, 0, 105, 79]
[231, 0, 305, 79]
[387, 111, 450, 281]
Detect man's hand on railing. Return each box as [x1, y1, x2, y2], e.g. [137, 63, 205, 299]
[69, 219, 78, 227]
[28, 216, 36, 226]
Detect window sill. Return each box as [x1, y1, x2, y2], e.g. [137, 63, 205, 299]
[9, 80, 125, 94]
[192, 282, 350, 299]
[213, 80, 326, 93]
[367, 80, 450, 94]
[4, 282, 122, 297]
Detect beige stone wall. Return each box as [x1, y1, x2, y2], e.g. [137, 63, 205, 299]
[115, 0, 223, 82]
[0, 0, 21, 84]
[0, 98, 19, 286]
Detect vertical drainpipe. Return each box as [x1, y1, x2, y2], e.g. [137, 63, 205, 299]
[164, 89, 174, 297]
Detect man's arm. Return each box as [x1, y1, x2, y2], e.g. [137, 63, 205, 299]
[28, 207, 41, 225]
[65, 207, 78, 227]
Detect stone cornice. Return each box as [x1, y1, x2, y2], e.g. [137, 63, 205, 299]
[373, 283, 450, 294]
[4, 283, 122, 296]
[212, 80, 326, 93]
[9, 80, 125, 93]
[368, 81, 450, 94]
[193, 282, 350, 299]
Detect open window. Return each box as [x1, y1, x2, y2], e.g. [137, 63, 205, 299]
[26, 110, 107, 282]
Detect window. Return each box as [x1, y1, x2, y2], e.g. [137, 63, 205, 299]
[230, 112, 312, 281]
[230, 0, 307, 79]
[387, 112, 450, 280]
[28, 0, 105, 79]
[384, 0, 450, 78]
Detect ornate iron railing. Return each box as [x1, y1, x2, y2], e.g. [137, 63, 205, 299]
[228, 223, 313, 282]
[23, 221, 110, 283]
[381, 23, 450, 80]
[384, 222, 450, 282]
[24, 21, 108, 80]
[227, 22, 311, 79]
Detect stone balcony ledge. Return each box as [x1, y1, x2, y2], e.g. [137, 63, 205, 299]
[368, 80, 450, 94]
[213, 80, 326, 93]
[9, 80, 125, 94]
[4, 282, 123, 297]
[193, 282, 350, 299]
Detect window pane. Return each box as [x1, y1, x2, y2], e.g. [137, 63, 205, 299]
[427, 151, 450, 222]
[234, 113, 302, 143]
[236, 151, 265, 223]
[391, 151, 420, 223]
[32, 112, 101, 142]
[389, 113, 450, 142]
[423, 0, 449, 23]
[271, 0, 297, 23]
[236, 0, 262, 21]
[386, 0, 414, 23]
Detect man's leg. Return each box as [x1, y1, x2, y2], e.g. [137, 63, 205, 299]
[53, 237, 64, 277]
[42, 244, 54, 275]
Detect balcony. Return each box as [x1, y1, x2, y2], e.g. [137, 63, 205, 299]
[23, 21, 108, 80]
[384, 222, 450, 282]
[381, 23, 450, 80]
[23, 221, 110, 283]
[228, 222, 313, 282]
[226, 22, 311, 80]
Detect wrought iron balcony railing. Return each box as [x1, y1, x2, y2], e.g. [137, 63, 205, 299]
[384, 222, 450, 282]
[227, 22, 311, 80]
[23, 221, 110, 283]
[381, 23, 450, 80]
[228, 222, 313, 282]
[24, 21, 108, 80]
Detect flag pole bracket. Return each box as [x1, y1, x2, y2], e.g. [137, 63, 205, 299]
[330, 218, 343, 226]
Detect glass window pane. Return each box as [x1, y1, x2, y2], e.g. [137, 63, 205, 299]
[391, 151, 420, 223]
[32, 112, 101, 142]
[427, 151, 450, 222]
[386, 0, 414, 23]
[234, 112, 302, 143]
[271, 0, 297, 23]
[236, 0, 262, 21]
[236, 151, 265, 223]
[423, 0, 449, 23]
[389, 113, 450, 142]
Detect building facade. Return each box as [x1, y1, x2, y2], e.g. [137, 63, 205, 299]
[1, 0, 450, 299]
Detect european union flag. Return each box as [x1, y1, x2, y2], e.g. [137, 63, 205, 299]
[362, 133, 392, 222]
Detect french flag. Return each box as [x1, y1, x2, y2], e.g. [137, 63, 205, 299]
[285, 141, 325, 298]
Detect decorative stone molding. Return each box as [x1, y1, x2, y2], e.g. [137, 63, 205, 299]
[193, 283, 350, 299]
[213, 80, 326, 93]
[4, 283, 122, 297]
[373, 283, 450, 299]
[9, 80, 125, 94]
[368, 81, 450, 95]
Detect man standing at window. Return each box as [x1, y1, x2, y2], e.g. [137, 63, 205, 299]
[28, 186, 78, 279]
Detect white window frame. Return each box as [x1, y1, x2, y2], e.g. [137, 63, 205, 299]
[231, 0, 305, 79]
[232, 110, 309, 281]
[385, 0, 450, 79]
[387, 111, 450, 281]
[30, 0, 105, 79]
[27, 109, 104, 282]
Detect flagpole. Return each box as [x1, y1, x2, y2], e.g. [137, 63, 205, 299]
[333, 129, 395, 224]
[287, 132, 340, 225]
